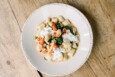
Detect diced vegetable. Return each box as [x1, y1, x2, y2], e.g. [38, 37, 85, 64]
[37, 37, 41, 41]
[37, 37, 45, 45]
[48, 44, 51, 48]
[52, 43, 58, 48]
[42, 45, 46, 48]
[49, 43, 58, 54]
[40, 50, 42, 52]
[47, 44, 51, 50]
[63, 28, 66, 32]
[43, 48, 47, 52]
[49, 51, 54, 54]
[52, 22, 57, 31]
[35, 36, 38, 39]
[63, 26, 75, 35]
[62, 28, 66, 35]
[53, 32, 56, 36]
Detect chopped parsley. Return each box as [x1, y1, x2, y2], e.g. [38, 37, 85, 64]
[35, 36, 38, 39]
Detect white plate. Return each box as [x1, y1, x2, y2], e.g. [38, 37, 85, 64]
[21, 3, 93, 76]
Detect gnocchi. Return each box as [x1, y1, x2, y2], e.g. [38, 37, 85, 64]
[62, 19, 71, 26]
[52, 17, 58, 23]
[58, 16, 65, 22]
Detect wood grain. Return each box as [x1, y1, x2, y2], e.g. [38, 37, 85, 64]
[0, 0, 40, 77]
[0, 0, 115, 77]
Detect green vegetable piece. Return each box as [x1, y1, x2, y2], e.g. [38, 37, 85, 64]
[56, 37, 63, 44]
[70, 42, 73, 48]
[48, 37, 63, 45]
[48, 39, 52, 43]
[35, 36, 38, 39]
[56, 22, 62, 29]
[48, 37, 56, 44]
[44, 41, 48, 45]
[63, 26, 75, 35]
[52, 37, 56, 40]
[47, 23, 52, 27]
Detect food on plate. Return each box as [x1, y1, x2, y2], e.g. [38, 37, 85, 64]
[35, 16, 80, 62]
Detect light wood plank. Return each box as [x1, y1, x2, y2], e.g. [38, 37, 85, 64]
[0, 0, 40, 77]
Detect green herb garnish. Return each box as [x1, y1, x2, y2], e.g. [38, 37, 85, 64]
[56, 22, 62, 29]
[48, 37, 56, 43]
[35, 36, 38, 39]
[56, 37, 63, 44]
[52, 37, 56, 40]
[70, 41, 73, 48]
[48, 39, 52, 43]
[63, 26, 75, 35]
[48, 37, 63, 45]
[47, 23, 52, 27]
[44, 41, 48, 45]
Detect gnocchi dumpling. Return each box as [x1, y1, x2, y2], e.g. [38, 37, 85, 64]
[47, 22, 52, 27]
[36, 44, 42, 51]
[62, 41, 71, 48]
[35, 31, 40, 37]
[63, 53, 68, 61]
[51, 39, 56, 43]
[72, 43, 77, 48]
[38, 23, 45, 31]
[73, 27, 77, 33]
[52, 17, 58, 23]
[45, 17, 51, 23]
[57, 54, 63, 61]
[68, 48, 75, 57]
[58, 16, 65, 22]
[45, 53, 52, 61]
[45, 34, 51, 42]
[62, 19, 71, 26]
[66, 47, 71, 52]
[56, 29, 61, 37]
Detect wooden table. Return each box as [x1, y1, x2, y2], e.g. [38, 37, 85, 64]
[0, 0, 115, 77]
